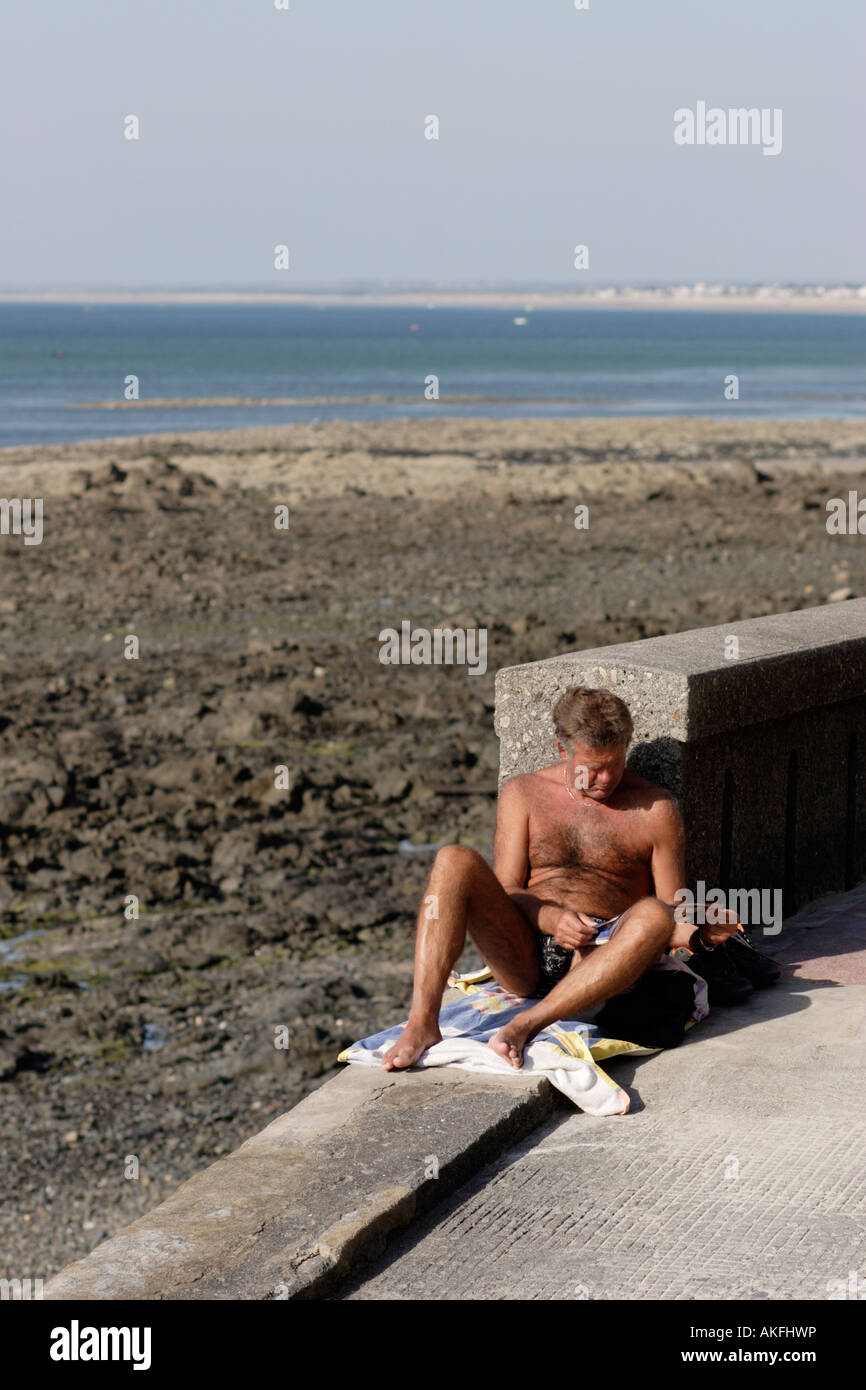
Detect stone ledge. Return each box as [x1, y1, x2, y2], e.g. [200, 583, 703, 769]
[44, 1023, 557, 1301]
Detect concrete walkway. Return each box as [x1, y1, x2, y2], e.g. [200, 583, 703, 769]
[338, 889, 866, 1300]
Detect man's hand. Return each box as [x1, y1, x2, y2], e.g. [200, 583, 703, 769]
[695, 906, 742, 950]
[545, 908, 600, 950]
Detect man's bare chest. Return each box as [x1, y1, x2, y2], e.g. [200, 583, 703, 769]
[528, 807, 650, 874]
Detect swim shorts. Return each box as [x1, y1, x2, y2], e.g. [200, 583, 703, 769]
[534, 912, 625, 998]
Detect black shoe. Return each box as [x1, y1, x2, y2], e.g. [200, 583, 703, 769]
[725, 931, 781, 987]
[688, 942, 754, 1006]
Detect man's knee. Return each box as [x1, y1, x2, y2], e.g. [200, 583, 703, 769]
[432, 844, 487, 880]
[626, 895, 674, 946]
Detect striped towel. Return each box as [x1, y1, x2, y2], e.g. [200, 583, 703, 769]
[339, 958, 707, 1116]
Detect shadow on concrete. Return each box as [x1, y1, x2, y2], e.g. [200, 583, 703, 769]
[596, 974, 827, 1108]
[329, 1104, 572, 1300]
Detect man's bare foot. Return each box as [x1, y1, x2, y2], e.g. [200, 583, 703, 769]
[381, 1020, 441, 1070]
[488, 1016, 536, 1070]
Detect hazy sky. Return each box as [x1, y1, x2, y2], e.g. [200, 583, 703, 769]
[2, 0, 863, 288]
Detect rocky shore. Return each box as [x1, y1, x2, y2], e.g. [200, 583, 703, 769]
[1, 415, 864, 1280]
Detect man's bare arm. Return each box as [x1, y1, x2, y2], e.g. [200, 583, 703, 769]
[648, 795, 694, 950]
[493, 777, 544, 923]
[649, 795, 738, 949]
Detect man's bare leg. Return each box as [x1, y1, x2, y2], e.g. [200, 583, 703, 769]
[488, 897, 673, 1069]
[382, 845, 539, 1070]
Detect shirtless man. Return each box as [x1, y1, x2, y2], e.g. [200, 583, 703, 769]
[382, 684, 741, 1072]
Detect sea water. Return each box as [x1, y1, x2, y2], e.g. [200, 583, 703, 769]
[1, 302, 864, 448]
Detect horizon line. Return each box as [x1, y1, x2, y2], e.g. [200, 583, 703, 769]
[2, 280, 865, 293]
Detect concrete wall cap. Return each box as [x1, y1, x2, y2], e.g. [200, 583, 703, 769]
[496, 600, 866, 761]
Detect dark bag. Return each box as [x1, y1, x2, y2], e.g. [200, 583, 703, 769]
[594, 968, 696, 1049]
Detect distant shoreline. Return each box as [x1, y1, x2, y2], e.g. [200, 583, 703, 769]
[64, 393, 864, 412]
[2, 290, 866, 313]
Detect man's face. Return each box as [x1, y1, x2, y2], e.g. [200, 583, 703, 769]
[559, 738, 627, 803]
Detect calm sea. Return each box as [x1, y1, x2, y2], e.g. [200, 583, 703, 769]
[2, 303, 865, 448]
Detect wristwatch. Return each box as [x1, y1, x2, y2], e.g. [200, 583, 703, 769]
[688, 925, 720, 953]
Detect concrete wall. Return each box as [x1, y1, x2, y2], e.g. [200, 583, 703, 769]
[495, 600, 866, 916]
